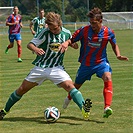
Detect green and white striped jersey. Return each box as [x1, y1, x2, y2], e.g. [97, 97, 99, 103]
[32, 17, 46, 34]
[30, 27, 71, 68]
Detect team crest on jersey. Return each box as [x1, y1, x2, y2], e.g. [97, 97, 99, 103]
[39, 24, 44, 28]
[49, 43, 61, 52]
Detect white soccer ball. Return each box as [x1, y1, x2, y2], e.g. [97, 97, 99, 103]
[44, 106, 60, 122]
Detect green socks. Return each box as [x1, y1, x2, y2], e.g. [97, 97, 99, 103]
[70, 88, 84, 110]
[4, 91, 22, 112]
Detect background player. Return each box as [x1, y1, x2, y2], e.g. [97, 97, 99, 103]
[29, 8, 47, 36]
[5, 6, 23, 62]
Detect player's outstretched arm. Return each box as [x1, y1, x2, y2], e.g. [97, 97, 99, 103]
[111, 44, 129, 61]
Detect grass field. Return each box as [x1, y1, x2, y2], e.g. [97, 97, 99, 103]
[0, 29, 133, 133]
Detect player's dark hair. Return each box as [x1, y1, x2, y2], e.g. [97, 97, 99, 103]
[87, 7, 103, 21]
[13, 6, 18, 10]
[39, 8, 44, 13]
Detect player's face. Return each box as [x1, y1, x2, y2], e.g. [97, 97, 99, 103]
[39, 11, 44, 18]
[13, 7, 19, 15]
[89, 18, 102, 33]
[48, 24, 61, 35]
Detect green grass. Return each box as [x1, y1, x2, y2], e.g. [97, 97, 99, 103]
[0, 29, 133, 133]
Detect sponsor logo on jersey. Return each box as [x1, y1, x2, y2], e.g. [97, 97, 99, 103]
[49, 43, 61, 52]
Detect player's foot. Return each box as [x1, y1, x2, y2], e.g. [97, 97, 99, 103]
[18, 58, 22, 62]
[103, 107, 112, 118]
[5, 47, 8, 54]
[0, 109, 7, 120]
[63, 97, 71, 109]
[82, 98, 92, 120]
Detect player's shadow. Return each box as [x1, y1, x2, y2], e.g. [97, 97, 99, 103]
[2, 116, 104, 125]
[60, 116, 105, 124]
[2, 116, 81, 125]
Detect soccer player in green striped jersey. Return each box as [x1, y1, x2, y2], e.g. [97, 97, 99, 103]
[0, 12, 92, 121]
[29, 8, 47, 36]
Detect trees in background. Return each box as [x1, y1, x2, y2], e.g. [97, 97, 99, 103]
[0, 0, 133, 22]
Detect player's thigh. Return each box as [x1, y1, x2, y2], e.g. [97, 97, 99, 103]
[75, 65, 92, 84]
[25, 66, 47, 86]
[15, 33, 22, 41]
[9, 34, 15, 43]
[16, 79, 38, 95]
[96, 62, 112, 78]
[47, 66, 72, 85]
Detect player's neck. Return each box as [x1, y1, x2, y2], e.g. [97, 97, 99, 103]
[94, 25, 102, 34]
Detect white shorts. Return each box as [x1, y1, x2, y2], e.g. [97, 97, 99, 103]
[25, 66, 72, 85]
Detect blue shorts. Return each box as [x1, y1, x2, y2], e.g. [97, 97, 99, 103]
[75, 61, 112, 84]
[9, 33, 22, 43]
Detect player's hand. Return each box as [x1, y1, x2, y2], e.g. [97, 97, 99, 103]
[32, 31, 36, 35]
[69, 43, 79, 49]
[15, 21, 19, 24]
[59, 43, 68, 53]
[117, 55, 129, 61]
[34, 48, 45, 56]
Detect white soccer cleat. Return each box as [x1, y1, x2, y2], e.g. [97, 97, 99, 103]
[63, 97, 71, 109]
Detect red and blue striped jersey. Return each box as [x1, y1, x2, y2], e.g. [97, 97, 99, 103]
[71, 25, 116, 66]
[6, 14, 22, 34]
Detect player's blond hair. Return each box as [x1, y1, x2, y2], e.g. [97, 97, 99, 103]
[45, 12, 62, 26]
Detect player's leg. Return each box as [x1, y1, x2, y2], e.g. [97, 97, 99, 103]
[63, 65, 91, 109]
[16, 33, 22, 62]
[60, 80, 84, 109]
[96, 62, 113, 118]
[0, 80, 38, 120]
[60, 80, 92, 120]
[17, 40, 22, 62]
[63, 83, 82, 109]
[51, 66, 92, 120]
[0, 66, 45, 120]
[5, 34, 14, 54]
[102, 72, 113, 118]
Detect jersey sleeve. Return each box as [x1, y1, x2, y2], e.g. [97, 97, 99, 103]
[109, 28, 116, 45]
[30, 29, 46, 47]
[32, 17, 37, 24]
[6, 15, 12, 23]
[19, 15, 22, 23]
[71, 27, 84, 43]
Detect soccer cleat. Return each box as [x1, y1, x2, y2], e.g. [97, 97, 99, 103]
[0, 109, 7, 120]
[103, 107, 113, 118]
[82, 98, 92, 120]
[18, 58, 22, 62]
[5, 47, 8, 54]
[63, 97, 71, 109]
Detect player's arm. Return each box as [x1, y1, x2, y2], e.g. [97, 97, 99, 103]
[69, 42, 79, 49]
[20, 22, 23, 28]
[111, 43, 129, 61]
[6, 20, 18, 26]
[60, 39, 71, 53]
[29, 21, 36, 35]
[27, 43, 45, 56]
[44, 23, 48, 28]
[60, 38, 78, 53]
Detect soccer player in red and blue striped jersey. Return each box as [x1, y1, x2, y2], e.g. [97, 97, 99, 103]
[62, 7, 129, 118]
[5, 6, 23, 62]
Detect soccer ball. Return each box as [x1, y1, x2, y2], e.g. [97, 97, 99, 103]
[44, 106, 60, 122]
